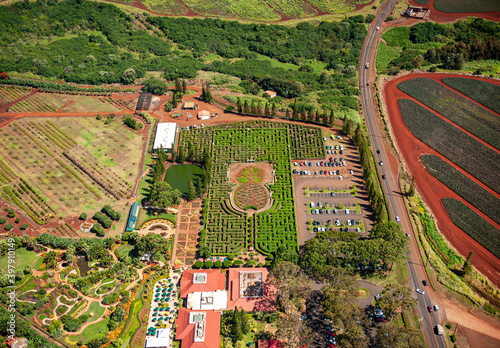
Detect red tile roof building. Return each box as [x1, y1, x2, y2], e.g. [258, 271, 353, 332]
[175, 308, 221, 348]
[180, 270, 226, 298]
[228, 268, 276, 312]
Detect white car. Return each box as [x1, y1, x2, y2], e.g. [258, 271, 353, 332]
[339, 176, 343, 181]
[356, 227, 361, 232]
[416, 289, 425, 295]
[294, 162, 298, 166]
[350, 170, 354, 175]
[379, 161, 383, 166]
[396, 216, 400, 222]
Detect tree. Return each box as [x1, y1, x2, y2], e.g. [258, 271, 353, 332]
[199, 245, 212, 259]
[264, 102, 270, 117]
[44, 251, 58, 269]
[149, 181, 182, 208]
[271, 102, 277, 117]
[175, 78, 181, 93]
[79, 213, 87, 220]
[4, 224, 12, 231]
[375, 285, 417, 321]
[237, 97, 242, 113]
[7, 210, 15, 218]
[267, 262, 312, 313]
[143, 79, 168, 95]
[182, 79, 187, 94]
[376, 322, 424, 348]
[136, 233, 172, 255]
[275, 313, 313, 348]
[407, 175, 416, 197]
[0, 218, 6, 224]
[194, 261, 203, 269]
[187, 179, 197, 201]
[20, 223, 29, 230]
[292, 99, 298, 120]
[204, 260, 213, 268]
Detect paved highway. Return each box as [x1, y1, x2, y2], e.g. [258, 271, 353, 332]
[359, 2, 446, 347]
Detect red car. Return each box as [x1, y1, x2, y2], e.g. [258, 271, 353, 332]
[375, 317, 386, 322]
[382, 174, 386, 179]
[427, 306, 433, 313]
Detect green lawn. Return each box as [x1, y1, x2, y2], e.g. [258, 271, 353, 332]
[115, 244, 136, 259]
[135, 209, 177, 229]
[73, 316, 110, 343]
[82, 301, 106, 322]
[0, 248, 39, 271]
[240, 316, 267, 344]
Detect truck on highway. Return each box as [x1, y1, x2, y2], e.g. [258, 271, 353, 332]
[365, 62, 369, 68]
[435, 325, 444, 336]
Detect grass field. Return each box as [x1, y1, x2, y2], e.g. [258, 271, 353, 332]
[376, 42, 399, 72]
[398, 77, 500, 150]
[442, 77, 500, 114]
[140, 0, 187, 15]
[442, 198, 500, 259]
[181, 0, 280, 21]
[307, 0, 354, 13]
[0, 248, 38, 271]
[420, 154, 500, 225]
[73, 317, 110, 343]
[398, 99, 500, 194]
[434, 0, 500, 13]
[263, 0, 317, 18]
[382, 27, 411, 47]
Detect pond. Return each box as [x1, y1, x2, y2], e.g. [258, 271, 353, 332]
[76, 256, 91, 277]
[165, 164, 203, 196]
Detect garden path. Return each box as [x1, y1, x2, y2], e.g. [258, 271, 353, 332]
[41, 294, 78, 325]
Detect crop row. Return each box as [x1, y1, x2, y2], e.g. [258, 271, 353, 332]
[399, 99, 500, 194]
[0, 156, 18, 183]
[398, 77, 500, 149]
[420, 155, 500, 225]
[0, 86, 31, 103]
[30, 122, 73, 150]
[2, 186, 45, 225]
[442, 78, 500, 114]
[52, 223, 79, 238]
[100, 97, 136, 110]
[0, 78, 135, 95]
[46, 121, 77, 146]
[9, 94, 57, 113]
[442, 198, 500, 259]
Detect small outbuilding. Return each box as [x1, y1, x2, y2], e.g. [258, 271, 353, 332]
[182, 101, 198, 110]
[263, 90, 277, 98]
[197, 110, 210, 120]
[126, 202, 139, 232]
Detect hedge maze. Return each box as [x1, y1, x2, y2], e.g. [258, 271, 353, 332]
[178, 121, 323, 255]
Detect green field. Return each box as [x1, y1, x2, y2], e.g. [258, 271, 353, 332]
[181, 0, 280, 21]
[73, 317, 111, 343]
[442, 78, 500, 114]
[0, 248, 39, 271]
[442, 198, 500, 259]
[376, 42, 399, 72]
[434, 0, 500, 13]
[140, 0, 187, 15]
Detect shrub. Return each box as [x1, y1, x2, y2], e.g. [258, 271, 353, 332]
[79, 213, 87, 220]
[246, 259, 256, 267]
[91, 224, 104, 235]
[4, 224, 13, 231]
[194, 261, 203, 269]
[96, 114, 102, 120]
[445, 323, 452, 329]
[102, 205, 121, 221]
[215, 260, 222, 268]
[93, 212, 113, 228]
[233, 260, 244, 267]
[20, 223, 28, 230]
[0, 218, 6, 224]
[7, 209, 15, 218]
[450, 334, 457, 343]
[204, 261, 213, 268]
[15, 218, 20, 223]
[223, 260, 232, 268]
[227, 253, 235, 260]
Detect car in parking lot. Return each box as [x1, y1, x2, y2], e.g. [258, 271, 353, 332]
[315, 171, 318, 175]
[339, 176, 343, 180]
[320, 170, 323, 175]
[416, 288, 425, 295]
[308, 162, 312, 166]
[356, 227, 360, 232]
[331, 192, 335, 197]
[350, 170, 354, 175]
[294, 162, 297, 166]
[427, 306, 433, 313]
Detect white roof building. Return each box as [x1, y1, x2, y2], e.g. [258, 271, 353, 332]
[153, 123, 178, 153]
[186, 290, 228, 311]
[145, 328, 171, 348]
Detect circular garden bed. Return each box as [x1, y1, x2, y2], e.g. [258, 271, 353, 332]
[234, 183, 269, 211]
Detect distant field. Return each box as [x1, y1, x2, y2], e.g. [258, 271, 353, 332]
[181, 0, 280, 21]
[398, 77, 500, 150]
[140, 0, 187, 15]
[442, 78, 500, 114]
[442, 198, 500, 259]
[263, 0, 317, 18]
[434, 0, 500, 13]
[307, 0, 355, 13]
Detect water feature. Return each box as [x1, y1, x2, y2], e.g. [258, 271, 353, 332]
[165, 164, 203, 196]
[76, 255, 91, 276]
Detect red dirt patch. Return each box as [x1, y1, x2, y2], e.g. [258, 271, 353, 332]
[383, 72, 500, 287]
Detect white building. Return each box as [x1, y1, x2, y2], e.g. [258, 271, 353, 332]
[153, 123, 178, 153]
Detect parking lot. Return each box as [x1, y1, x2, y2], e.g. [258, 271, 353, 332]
[293, 132, 374, 245]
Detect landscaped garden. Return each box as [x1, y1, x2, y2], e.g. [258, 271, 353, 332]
[178, 121, 324, 256]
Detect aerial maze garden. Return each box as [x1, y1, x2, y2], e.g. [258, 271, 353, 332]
[178, 121, 324, 255]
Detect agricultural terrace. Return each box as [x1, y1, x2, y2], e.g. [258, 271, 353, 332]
[0, 116, 144, 226]
[442, 198, 500, 259]
[442, 78, 500, 114]
[178, 121, 324, 255]
[398, 99, 500, 194]
[384, 73, 500, 286]
[397, 77, 500, 150]
[420, 155, 500, 226]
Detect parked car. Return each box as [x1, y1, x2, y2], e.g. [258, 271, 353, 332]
[339, 176, 343, 180]
[309, 162, 312, 166]
[331, 192, 335, 197]
[350, 170, 354, 175]
[293, 162, 298, 166]
[356, 227, 361, 232]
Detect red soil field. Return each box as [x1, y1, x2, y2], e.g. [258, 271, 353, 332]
[408, 0, 500, 22]
[383, 72, 500, 287]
